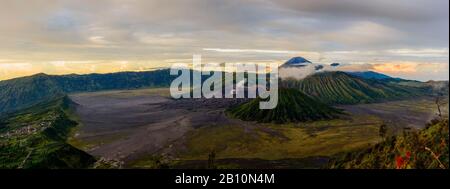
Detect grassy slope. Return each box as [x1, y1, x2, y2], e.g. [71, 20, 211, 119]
[346, 71, 392, 80]
[329, 118, 449, 169]
[0, 74, 65, 115]
[0, 97, 96, 168]
[180, 117, 381, 160]
[227, 88, 343, 123]
[125, 114, 382, 168]
[282, 71, 430, 105]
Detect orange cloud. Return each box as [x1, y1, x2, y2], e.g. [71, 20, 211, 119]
[0, 60, 167, 80]
[372, 63, 417, 73]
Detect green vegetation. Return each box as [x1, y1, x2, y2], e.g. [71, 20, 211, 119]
[0, 74, 65, 115]
[329, 118, 449, 169]
[227, 88, 343, 123]
[172, 114, 382, 161]
[52, 70, 174, 93]
[127, 155, 170, 169]
[282, 71, 430, 105]
[347, 71, 392, 80]
[71, 87, 171, 99]
[0, 69, 175, 114]
[0, 96, 96, 168]
[125, 114, 382, 168]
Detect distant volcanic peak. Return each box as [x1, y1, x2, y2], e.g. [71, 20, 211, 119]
[330, 63, 340, 67]
[281, 57, 312, 67]
[315, 65, 324, 71]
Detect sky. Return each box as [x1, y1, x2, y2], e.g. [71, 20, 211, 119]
[0, 0, 448, 81]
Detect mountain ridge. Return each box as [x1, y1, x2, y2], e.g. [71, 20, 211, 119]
[0, 69, 175, 114]
[281, 71, 431, 105]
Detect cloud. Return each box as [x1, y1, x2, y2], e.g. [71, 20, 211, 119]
[134, 32, 195, 45]
[279, 64, 317, 80]
[374, 62, 449, 81]
[272, 0, 448, 21]
[387, 48, 449, 58]
[88, 36, 110, 44]
[203, 48, 298, 54]
[373, 63, 417, 73]
[0, 0, 448, 81]
[321, 21, 403, 47]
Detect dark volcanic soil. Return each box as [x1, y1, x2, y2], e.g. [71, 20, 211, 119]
[69, 93, 245, 162]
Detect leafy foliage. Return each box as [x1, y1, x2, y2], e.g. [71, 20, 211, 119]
[0, 97, 96, 168]
[329, 118, 449, 169]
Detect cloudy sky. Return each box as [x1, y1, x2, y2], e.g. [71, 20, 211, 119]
[0, 0, 448, 81]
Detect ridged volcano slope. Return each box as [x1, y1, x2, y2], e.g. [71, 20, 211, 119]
[227, 88, 343, 123]
[282, 71, 428, 105]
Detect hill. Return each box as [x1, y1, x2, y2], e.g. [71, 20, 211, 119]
[329, 118, 449, 169]
[346, 71, 392, 80]
[0, 96, 96, 168]
[281, 71, 430, 105]
[280, 57, 312, 68]
[226, 88, 343, 123]
[51, 70, 174, 93]
[0, 69, 175, 115]
[0, 74, 65, 115]
[425, 80, 449, 95]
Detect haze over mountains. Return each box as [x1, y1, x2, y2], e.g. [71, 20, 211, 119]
[0, 59, 447, 116]
[0, 56, 448, 169]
